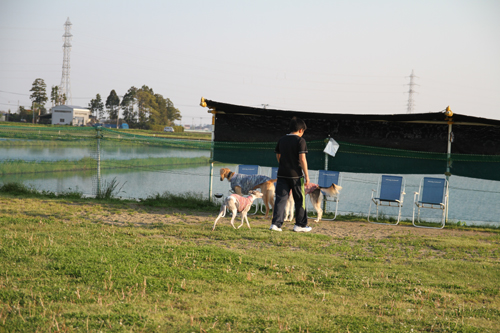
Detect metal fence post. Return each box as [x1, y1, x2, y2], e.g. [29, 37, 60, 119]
[96, 126, 102, 196]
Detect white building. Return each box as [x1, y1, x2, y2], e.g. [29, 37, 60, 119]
[51, 105, 91, 126]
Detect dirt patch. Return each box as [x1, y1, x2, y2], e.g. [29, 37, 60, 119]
[91, 206, 492, 240]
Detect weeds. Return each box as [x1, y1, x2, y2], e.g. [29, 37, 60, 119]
[140, 191, 220, 211]
[95, 177, 126, 200]
[0, 181, 83, 199]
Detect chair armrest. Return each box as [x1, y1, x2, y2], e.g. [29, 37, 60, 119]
[413, 191, 419, 202]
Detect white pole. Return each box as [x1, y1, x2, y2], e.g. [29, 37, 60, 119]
[97, 127, 101, 196]
[445, 122, 452, 222]
[208, 110, 215, 201]
[323, 138, 329, 212]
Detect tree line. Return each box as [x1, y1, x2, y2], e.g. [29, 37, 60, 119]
[88, 85, 181, 129]
[9, 78, 182, 128]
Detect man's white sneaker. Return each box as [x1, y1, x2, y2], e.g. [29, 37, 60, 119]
[293, 225, 312, 232]
[269, 225, 282, 232]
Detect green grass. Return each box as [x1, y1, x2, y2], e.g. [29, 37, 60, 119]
[0, 124, 211, 144]
[0, 194, 499, 332]
[0, 181, 84, 199]
[140, 191, 220, 212]
[0, 156, 210, 175]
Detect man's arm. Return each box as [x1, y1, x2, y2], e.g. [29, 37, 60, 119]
[276, 153, 281, 163]
[299, 153, 310, 186]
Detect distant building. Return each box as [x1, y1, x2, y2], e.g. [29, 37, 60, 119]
[50, 105, 91, 126]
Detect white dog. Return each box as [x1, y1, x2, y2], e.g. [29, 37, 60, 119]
[212, 190, 264, 231]
[285, 183, 342, 222]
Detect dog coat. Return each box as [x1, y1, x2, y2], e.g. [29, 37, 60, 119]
[305, 183, 319, 195]
[230, 194, 254, 213]
[287, 183, 319, 196]
[229, 173, 271, 194]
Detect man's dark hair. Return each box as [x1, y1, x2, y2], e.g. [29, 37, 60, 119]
[289, 117, 307, 132]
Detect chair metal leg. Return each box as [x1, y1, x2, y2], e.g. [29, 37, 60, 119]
[369, 200, 401, 225]
[412, 204, 446, 229]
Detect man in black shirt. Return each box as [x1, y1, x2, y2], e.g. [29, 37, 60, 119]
[270, 117, 312, 232]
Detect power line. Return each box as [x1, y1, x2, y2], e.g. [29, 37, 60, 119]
[0, 90, 29, 96]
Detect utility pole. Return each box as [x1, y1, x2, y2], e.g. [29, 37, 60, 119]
[59, 17, 73, 105]
[406, 70, 418, 114]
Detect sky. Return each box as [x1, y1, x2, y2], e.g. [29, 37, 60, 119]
[1, 0, 499, 125]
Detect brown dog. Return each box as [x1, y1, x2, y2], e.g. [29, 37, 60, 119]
[285, 183, 342, 222]
[220, 167, 276, 218]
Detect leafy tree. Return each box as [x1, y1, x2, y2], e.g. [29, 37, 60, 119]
[88, 94, 104, 119]
[118, 85, 182, 128]
[136, 85, 158, 128]
[17, 106, 32, 122]
[105, 90, 120, 122]
[153, 95, 181, 126]
[154, 94, 169, 125]
[30, 78, 48, 116]
[121, 87, 137, 125]
[50, 86, 67, 106]
[165, 98, 181, 124]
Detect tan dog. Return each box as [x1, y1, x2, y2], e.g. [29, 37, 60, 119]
[285, 183, 342, 222]
[212, 191, 264, 231]
[220, 167, 276, 218]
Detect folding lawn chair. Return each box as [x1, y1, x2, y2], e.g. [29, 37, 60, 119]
[412, 177, 448, 229]
[368, 175, 406, 225]
[308, 170, 342, 221]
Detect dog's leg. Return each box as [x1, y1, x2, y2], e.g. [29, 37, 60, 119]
[238, 209, 249, 229]
[234, 186, 243, 195]
[244, 210, 251, 229]
[268, 191, 275, 217]
[229, 207, 238, 229]
[262, 190, 270, 219]
[212, 204, 227, 231]
[265, 187, 275, 219]
[310, 191, 323, 222]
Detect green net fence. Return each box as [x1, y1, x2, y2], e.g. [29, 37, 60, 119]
[213, 139, 500, 181]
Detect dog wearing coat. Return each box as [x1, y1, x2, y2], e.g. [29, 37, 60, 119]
[220, 167, 276, 218]
[285, 182, 342, 222]
[212, 190, 264, 231]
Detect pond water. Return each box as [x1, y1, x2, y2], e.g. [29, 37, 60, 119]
[1, 145, 499, 227]
[0, 145, 208, 161]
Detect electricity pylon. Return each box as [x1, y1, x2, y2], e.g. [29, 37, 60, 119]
[59, 17, 72, 105]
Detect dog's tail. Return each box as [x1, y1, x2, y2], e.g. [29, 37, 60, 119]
[219, 203, 228, 217]
[320, 183, 342, 197]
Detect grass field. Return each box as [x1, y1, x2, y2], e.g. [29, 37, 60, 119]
[0, 156, 210, 176]
[0, 192, 499, 332]
[0, 123, 212, 144]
